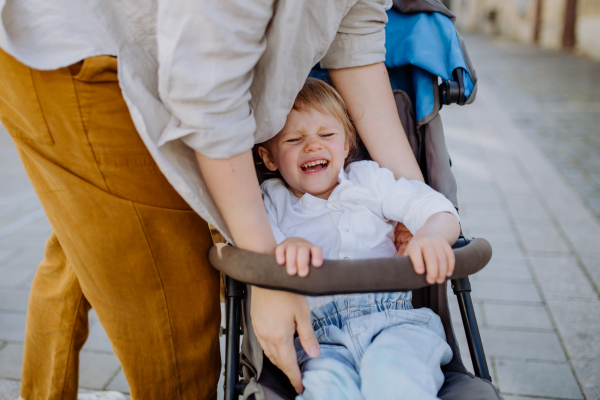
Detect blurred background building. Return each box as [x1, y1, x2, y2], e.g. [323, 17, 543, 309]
[449, 0, 600, 61]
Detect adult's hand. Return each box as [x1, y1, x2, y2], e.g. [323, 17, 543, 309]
[394, 222, 413, 255]
[251, 287, 320, 394]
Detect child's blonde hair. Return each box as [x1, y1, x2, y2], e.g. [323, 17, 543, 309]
[292, 78, 359, 162]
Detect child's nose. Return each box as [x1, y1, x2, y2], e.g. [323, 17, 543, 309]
[304, 137, 322, 152]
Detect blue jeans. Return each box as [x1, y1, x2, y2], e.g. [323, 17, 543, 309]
[294, 293, 453, 400]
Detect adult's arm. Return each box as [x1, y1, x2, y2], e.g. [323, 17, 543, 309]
[195, 151, 320, 393]
[329, 63, 424, 181]
[156, 0, 319, 391]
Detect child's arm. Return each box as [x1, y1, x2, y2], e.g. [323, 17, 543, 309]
[275, 237, 323, 278]
[402, 211, 461, 284]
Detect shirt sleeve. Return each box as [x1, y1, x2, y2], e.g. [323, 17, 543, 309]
[320, 0, 392, 70]
[261, 188, 288, 245]
[156, 0, 275, 159]
[378, 174, 460, 234]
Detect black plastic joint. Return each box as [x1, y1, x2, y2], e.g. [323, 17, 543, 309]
[226, 276, 244, 298]
[451, 236, 473, 294]
[451, 277, 472, 294]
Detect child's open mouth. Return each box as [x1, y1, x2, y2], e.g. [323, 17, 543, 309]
[301, 159, 329, 173]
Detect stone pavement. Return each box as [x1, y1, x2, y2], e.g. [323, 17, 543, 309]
[1, 33, 599, 399]
[443, 33, 600, 400]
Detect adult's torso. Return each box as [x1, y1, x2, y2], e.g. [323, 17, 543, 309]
[0, 0, 360, 240]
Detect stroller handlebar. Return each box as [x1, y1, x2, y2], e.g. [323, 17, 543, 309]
[209, 238, 492, 295]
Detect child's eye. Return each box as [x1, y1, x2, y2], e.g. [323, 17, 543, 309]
[320, 133, 335, 138]
[286, 137, 301, 143]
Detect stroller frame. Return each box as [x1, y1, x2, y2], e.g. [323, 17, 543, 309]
[221, 237, 491, 400]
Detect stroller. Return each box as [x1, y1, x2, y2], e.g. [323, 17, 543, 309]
[210, 1, 502, 399]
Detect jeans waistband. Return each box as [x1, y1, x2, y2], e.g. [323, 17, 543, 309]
[310, 292, 413, 331]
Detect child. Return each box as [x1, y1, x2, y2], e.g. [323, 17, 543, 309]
[257, 78, 460, 400]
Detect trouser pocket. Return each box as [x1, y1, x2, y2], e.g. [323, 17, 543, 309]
[0, 48, 54, 144]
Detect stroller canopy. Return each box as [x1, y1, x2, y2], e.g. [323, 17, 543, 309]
[385, 9, 476, 124]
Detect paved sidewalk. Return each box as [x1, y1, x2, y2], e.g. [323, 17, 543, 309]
[1, 34, 599, 400]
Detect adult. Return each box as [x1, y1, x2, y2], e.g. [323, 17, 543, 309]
[0, 0, 423, 398]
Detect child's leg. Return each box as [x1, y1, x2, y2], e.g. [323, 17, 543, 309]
[359, 310, 453, 400]
[296, 338, 363, 400]
[296, 347, 363, 400]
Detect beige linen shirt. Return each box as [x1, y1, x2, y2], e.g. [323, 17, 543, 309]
[0, 0, 391, 241]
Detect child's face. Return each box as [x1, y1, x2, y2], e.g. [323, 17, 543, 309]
[259, 107, 349, 199]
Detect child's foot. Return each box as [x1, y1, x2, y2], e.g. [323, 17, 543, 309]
[77, 391, 127, 400]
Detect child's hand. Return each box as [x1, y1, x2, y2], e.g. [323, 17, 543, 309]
[404, 232, 455, 284]
[275, 237, 323, 277]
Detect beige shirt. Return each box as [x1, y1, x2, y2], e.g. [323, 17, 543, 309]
[0, 0, 391, 241]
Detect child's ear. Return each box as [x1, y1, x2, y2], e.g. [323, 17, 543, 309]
[257, 145, 278, 172]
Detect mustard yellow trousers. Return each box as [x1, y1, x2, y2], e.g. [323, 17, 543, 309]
[0, 49, 221, 400]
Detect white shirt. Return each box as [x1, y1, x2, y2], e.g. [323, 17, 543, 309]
[261, 161, 459, 310]
[0, 0, 391, 242]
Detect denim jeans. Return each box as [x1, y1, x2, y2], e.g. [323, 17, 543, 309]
[294, 292, 453, 400]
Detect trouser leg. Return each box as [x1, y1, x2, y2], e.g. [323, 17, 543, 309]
[22, 232, 91, 400]
[0, 49, 221, 400]
[297, 346, 362, 400]
[360, 315, 452, 400]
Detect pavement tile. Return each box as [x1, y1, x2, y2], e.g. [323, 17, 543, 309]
[545, 195, 599, 226]
[0, 378, 21, 400]
[0, 313, 26, 342]
[547, 298, 600, 360]
[480, 328, 566, 362]
[461, 226, 516, 238]
[494, 359, 583, 399]
[456, 188, 502, 203]
[455, 199, 504, 211]
[513, 224, 571, 253]
[0, 344, 23, 380]
[8, 251, 44, 268]
[460, 213, 513, 229]
[82, 322, 114, 353]
[463, 231, 519, 247]
[89, 308, 100, 325]
[483, 303, 553, 330]
[472, 260, 533, 281]
[561, 224, 600, 255]
[494, 177, 535, 196]
[501, 396, 554, 400]
[0, 235, 47, 249]
[529, 256, 598, 300]
[0, 266, 36, 287]
[105, 369, 130, 394]
[470, 281, 541, 303]
[580, 256, 600, 292]
[0, 250, 17, 266]
[0, 289, 29, 313]
[571, 359, 600, 400]
[78, 351, 121, 390]
[448, 296, 484, 326]
[485, 247, 526, 259]
[503, 195, 553, 225]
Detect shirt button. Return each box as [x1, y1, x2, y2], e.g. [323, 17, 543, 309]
[173, 117, 181, 127]
[354, 311, 363, 317]
[344, 256, 350, 260]
[332, 204, 339, 209]
[302, 197, 309, 205]
[342, 228, 349, 233]
[314, 53, 323, 61]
